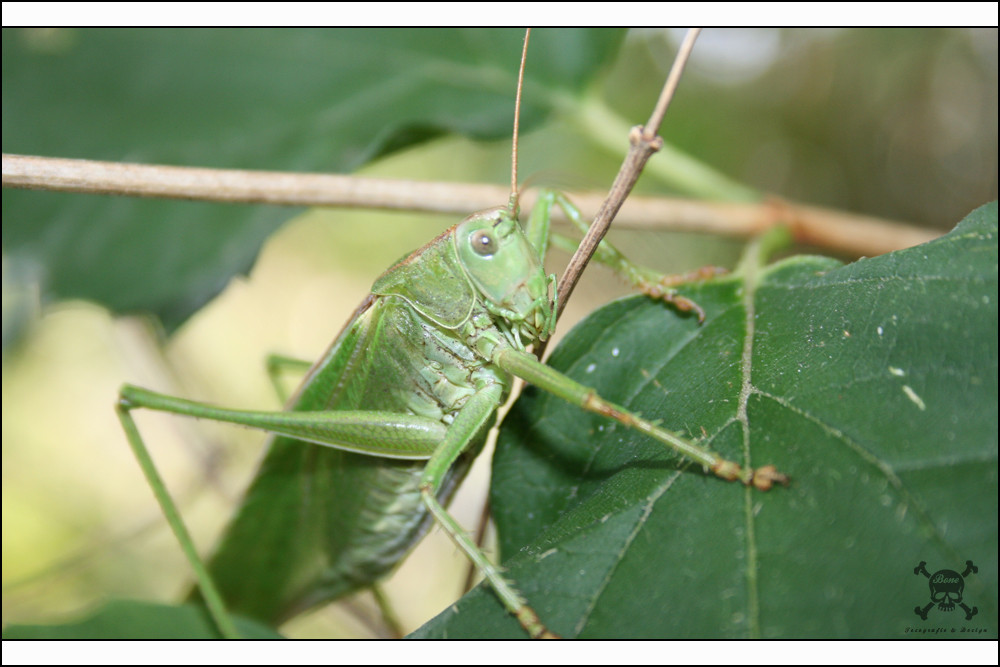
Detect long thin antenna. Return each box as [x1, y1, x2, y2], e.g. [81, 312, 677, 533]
[509, 28, 531, 214]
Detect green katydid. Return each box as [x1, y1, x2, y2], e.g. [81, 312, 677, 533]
[118, 192, 787, 638]
[115, 33, 788, 639]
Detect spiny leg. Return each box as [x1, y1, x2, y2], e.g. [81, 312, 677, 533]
[521, 190, 555, 264]
[463, 495, 493, 594]
[494, 348, 788, 490]
[116, 399, 241, 639]
[540, 189, 726, 322]
[418, 384, 558, 639]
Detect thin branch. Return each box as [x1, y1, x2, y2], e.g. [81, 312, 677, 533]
[1, 152, 936, 257]
[554, 28, 701, 318]
[558, 191, 939, 258]
[644, 28, 702, 142]
[1, 152, 508, 213]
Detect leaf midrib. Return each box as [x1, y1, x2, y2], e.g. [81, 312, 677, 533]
[737, 233, 769, 638]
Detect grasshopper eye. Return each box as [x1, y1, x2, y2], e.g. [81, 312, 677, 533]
[469, 230, 497, 256]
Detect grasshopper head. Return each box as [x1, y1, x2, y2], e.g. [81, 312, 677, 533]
[455, 206, 555, 343]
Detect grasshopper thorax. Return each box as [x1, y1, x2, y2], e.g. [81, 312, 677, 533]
[455, 206, 554, 345]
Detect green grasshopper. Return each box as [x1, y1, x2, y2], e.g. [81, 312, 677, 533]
[115, 37, 787, 639]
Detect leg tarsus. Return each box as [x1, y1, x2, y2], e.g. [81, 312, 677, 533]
[420, 486, 557, 639]
[750, 464, 790, 491]
[634, 266, 728, 323]
[540, 189, 726, 322]
[711, 460, 790, 490]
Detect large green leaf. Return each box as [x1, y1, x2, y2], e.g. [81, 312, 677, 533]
[414, 202, 998, 638]
[1, 599, 281, 639]
[2, 28, 623, 331]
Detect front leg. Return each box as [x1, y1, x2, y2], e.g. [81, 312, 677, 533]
[530, 189, 725, 322]
[417, 382, 557, 639]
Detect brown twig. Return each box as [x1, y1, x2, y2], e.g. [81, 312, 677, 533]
[1, 152, 507, 212]
[1, 152, 935, 257]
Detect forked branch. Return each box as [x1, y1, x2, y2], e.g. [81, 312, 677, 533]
[555, 28, 701, 317]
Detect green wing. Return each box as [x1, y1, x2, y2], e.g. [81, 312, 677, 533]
[198, 295, 480, 623]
